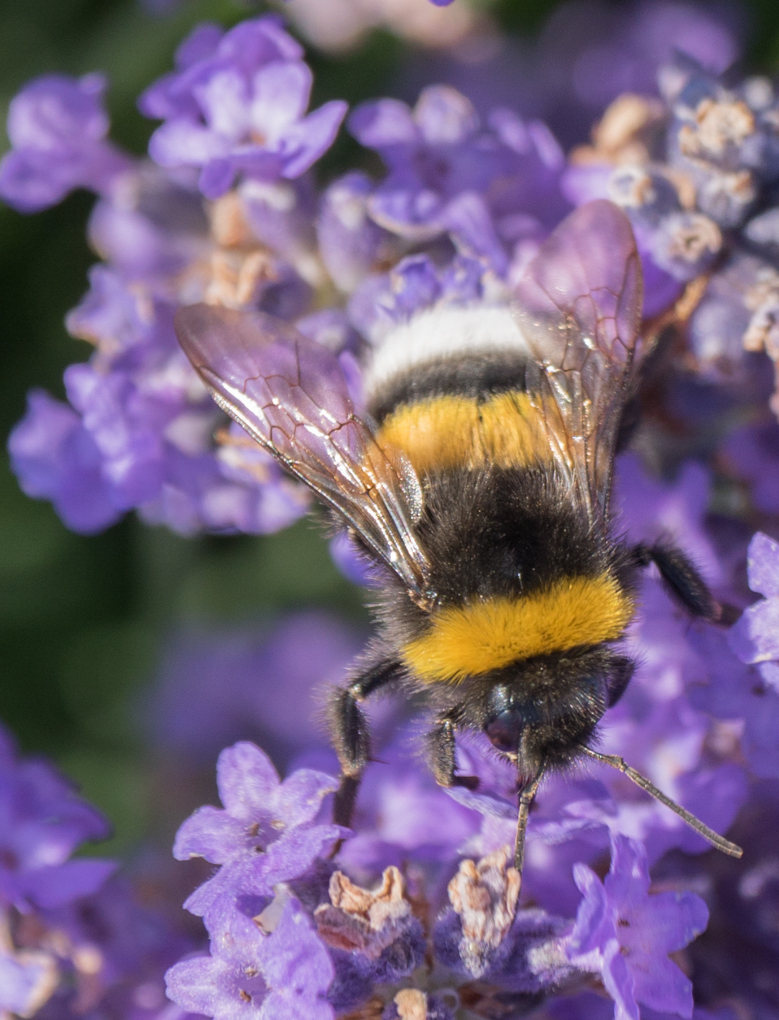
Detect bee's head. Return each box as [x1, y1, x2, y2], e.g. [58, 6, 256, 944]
[480, 649, 635, 778]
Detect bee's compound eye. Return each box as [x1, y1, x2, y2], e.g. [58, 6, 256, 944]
[485, 708, 524, 753]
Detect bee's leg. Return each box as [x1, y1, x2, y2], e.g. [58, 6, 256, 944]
[330, 657, 401, 827]
[633, 541, 738, 624]
[426, 714, 479, 790]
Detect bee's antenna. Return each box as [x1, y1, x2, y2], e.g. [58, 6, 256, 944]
[579, 745, 743, 858]
[514, 766, 545, 874]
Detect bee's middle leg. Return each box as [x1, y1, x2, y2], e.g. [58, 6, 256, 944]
[426, 713, 479, 790]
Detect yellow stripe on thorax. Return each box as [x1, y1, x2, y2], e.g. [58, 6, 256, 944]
[402, 574, 634, 684]
[376, 391, 551, 476]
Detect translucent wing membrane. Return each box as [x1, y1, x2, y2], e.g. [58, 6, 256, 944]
[176, 304, 431, 601]
[513, 200, 644, 519]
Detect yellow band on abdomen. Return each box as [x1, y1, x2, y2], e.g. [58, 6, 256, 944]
[376, 390, 552, 476]
[402, 574, 634, 683]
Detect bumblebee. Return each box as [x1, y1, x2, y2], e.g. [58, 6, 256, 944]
[176, 200, 742, 873]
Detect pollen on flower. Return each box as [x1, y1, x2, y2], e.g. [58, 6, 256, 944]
[447, 847, 520, 977]
[205, 248, 276, 308]
[315, 866, 413, 958]
[392, 988, 428, 1020]
[679, 97, 756, 160]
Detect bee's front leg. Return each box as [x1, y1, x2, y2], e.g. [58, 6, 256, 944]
[329, 655, 402, 827]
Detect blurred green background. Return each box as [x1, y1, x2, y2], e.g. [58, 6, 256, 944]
[2, 0, 779, 855]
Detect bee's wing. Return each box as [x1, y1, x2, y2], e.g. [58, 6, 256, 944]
[176, 303, 431, 600]
[512, 199, 644, 519]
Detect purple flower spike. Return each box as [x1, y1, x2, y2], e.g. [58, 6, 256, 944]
[8, 389, 125, 534]
[0, 73, 132, 212]
[0, 722, 117, 913]
[141, 16, 347, 199]
[564, 834, 708, 1020]
[165, 895, 334, 1020]
[174, 742, 345, 934]
[6, 387, 125, 538]
[728, 531, 779, 690]
[350, 85, 566, 267]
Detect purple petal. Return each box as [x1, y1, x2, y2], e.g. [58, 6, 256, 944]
[317, 171, 383, 290]
[258, 824, 346, 887]
[629, 955, 694, 1017]
[728, 600, 779, 664]
[0, 150, 79, 212]
[603, 835, 650, 907]
[214, 150, 285, 192]
[630, 890, 708, 954]
[349, 99, 417, 148]
[7, 73, 109, 150]
[176, 22, 224, 69]
[256, 898, 333, 1019]
[413, 85, 478, 144]
[218, 17, 303, 67]
[279, 101, 348, 179]
[8, 390, 123, 534]
[199, 158, 240, 199]
[149, 118, 229, 168]
[183, 852, 276, 920]
[173, 806, 246, 863]
[216, 742, 280, 820]
[444, 785, 516, 820]
[21, 859, 117, 909]
[568, 863, 613, 956]
[443, 191, 508, 274]
[251, 62, 312, 144]
[195, 68, 251, 139]
[166, 954, 263, 1020]
[601, 939, 640, 1020]
[275, 770, 339, 829]
[747, 531, 779, 598]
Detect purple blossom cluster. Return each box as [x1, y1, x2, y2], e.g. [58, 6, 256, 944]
[563, 50, 779, 391]
[160, 737, 711, 1020]
[0, 723, 192, 1020]
[2, 11, 570, 551]
[4, 3, 779, 1020]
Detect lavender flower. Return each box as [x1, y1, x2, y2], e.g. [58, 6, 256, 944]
[349, 85, 568, 273]
[6, 6, 779, 1019]
[173, 742, 345, 938]
[728, 531, 779, 691]
[563, 834, 708, 1020]
[0, 725, 199, 1020]
[140, 17, 347, 199]
[166, 895, 334, 1020]
[159, 707, 734, 1020]
[0, 74, 131, 212]
[6, 164, 314, 536]
[0, 724, 115, 914]
[563, 53, 779, 400]
[8, 389, 126, 533]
